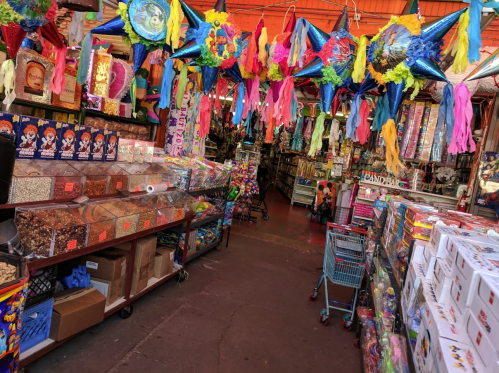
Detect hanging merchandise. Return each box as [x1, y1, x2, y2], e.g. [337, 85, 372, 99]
[329, 119, 340, 156]
[367, 3, 465, 173]
[345, 74, 377, 143]
[292, 111, 305, 152]
[171, 0, 243, 95]
[267, 8, 297, 82]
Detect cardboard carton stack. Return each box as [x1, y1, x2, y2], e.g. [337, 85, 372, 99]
[402, 224, 499, 373]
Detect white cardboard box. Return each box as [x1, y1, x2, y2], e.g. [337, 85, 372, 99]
[463, 311, 499, 370]
[469, 283, 499, 350]
[477, 273, 499, 323]
[421, 298, 462, 353]
[433, 257, 453, 305]
[435, 336, 485, 373]
[414, 326, 434, 373]
[423, 241, 437, 281]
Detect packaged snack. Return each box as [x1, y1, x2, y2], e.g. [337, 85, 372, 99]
[144, 141, 154, 163]
[105, 130, 119, 162]
[133, 140, 146, 163]
[16, 116, 39, 159]
[90, 127, 106, 161]
[75, 125, 92, 161]
[36, 119, 60, 160]
[0, 112, 20, 137]
[57, 122, 77, 160]
[117, 138, 135, 162]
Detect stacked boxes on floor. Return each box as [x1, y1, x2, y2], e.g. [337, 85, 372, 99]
[402, 224, 499, 373]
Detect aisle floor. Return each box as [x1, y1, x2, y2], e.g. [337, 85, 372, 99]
[26, 191, 361, 373]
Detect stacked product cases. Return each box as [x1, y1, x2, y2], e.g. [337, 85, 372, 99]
[15, 191, 188, 257]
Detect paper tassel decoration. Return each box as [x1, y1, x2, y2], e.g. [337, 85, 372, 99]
[232, 82, 245, 125]
[159, 58, 175, 109]
[267, 10, 297, 81]
[448, 82, 475, 154]
[171, 0, 243, 95]
[308, 112, 326, 156]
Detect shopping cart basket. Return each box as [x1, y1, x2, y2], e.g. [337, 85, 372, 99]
[309, 223, 367, 330]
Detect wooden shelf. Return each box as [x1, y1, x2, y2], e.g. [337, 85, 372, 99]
[27, 216, 194, 270]
[184, 212, 224, 231]
[82, 108, 156, 126]
[359, 180, 459, 201]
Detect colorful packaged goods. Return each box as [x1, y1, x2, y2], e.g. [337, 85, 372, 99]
[57, 122, 77, 160]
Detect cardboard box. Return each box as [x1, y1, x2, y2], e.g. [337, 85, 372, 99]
[477, 273, 499, 323]
[116, 236, 156, 296]
[403, 260, 426, 317]
[422, 298, 462, 353]
[463, 311, 499, 370]
[414, 326, 433, 373]
[80, 249, 128, 281]
[50, 287, 106, 341]
[90, 275, 126, 307]
[433, 257, 453, 305]
[153, 247, 175, 279]
[435, 336, 485, 373]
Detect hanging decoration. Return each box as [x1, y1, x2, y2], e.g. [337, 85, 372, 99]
[345, 73, 377, 143]
[266, 9, 297, 82]
[367, 0, 465, 173]
[294, 7, 358, 116]
[170, 0, 243, 95]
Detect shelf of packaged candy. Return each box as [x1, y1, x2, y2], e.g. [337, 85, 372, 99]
[228, 159, 259, 221]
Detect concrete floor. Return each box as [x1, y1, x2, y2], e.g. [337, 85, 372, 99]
[26, 187, 361, 373]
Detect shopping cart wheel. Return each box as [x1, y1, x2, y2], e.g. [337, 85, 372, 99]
[319, 315, 329, 326]
[309, 292, 318, 302]
[216, 244, 221, 251]
[341, 320, 352, 332]
[354, 339, 360, 348]
[342, 314, 351, 321]
[262, 211, 269, 220]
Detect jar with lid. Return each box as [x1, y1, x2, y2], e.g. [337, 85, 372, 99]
[99, 199, 139, 238]
[15, 204, 88, 257]
[9, 159, 54, 203]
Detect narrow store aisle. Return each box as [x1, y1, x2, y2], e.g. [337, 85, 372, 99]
[231, 186, 326, 247]
[27, 233, 360, 373]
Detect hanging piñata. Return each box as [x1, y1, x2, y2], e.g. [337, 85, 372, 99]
[367, 0, 465, 173]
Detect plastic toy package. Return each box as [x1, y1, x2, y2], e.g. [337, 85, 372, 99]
[382, 333, 409, 373]
[358, 307, 380, 373]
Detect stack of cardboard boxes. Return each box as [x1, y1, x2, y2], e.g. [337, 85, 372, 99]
[402, 225, 499, 373]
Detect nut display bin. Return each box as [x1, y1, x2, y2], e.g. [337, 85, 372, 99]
[99, 200, 139, 238]
[71, 204, 117, 246]
[68, 162, 110, 197]
[9, 160, 54, 203]
[123, 197, 157, 232]
[15, 205, 88, 257]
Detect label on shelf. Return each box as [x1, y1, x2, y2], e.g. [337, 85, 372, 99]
[99, 231, 106, 242]
[144, 220, 150, 229]
[67, 240, 77, 250]
[175, 209, 183, 220]
[116, 181, 122, 189]
[65, 183, 74, 192]
[134, 186, 140, 192]
[123, 221, 130, 230]
[86, 261, 98, 270]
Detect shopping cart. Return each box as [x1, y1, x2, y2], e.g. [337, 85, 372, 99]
[309, 223, 367, 330]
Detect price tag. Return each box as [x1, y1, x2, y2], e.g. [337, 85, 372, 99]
[135, 186, 140, 192]
[65, 183, 74, 192]
[116, 181, 122, 189]
[123, 221, 130, 231]
[99, 231, 107, 242]
[144, 220, 150, 229]
[175, 209, 184, 220]
[67, 240, 77, 250]
[152, 182, 157, 185]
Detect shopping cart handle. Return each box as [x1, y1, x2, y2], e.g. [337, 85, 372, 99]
[327, 222, 367, 235]
[335, 257, 344, 263]
[359, 263, 367, 267]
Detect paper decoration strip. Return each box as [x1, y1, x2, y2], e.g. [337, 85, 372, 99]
[420, 104, 440, 161]
[166, 85, 191, 157]
[404, 102, 426, 159]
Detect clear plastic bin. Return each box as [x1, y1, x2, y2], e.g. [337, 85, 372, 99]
[136, 193, 175, 226]
[16, 205, 88, 257]
[99, 200, 139, 238]
[10, 159, 54, 203]
[72, 204, 116, 246]
[38, 161, 84, 200]
[68, 162, 110, 197]
[124, 197, 157, 231]
[116, 163, 150, 192]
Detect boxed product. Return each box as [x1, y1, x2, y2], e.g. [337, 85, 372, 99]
[105, 130, 119, 162]
[431, 225, 499, 261]
[90, 275, 126, 307]
[50, 287, 106, 341]
[75, 125, 92, 161]
[402, 259, 426, 322]
[463, 311, 499, 370]
[133, 140, 146, 163]
[153, 247, 175, 278]
[90, 127, 106, 161]
[422, 241, 437, 280]
[405, 207, 459, 229]
[57, 122, 77, 160]
[144, 142, 154, 163]
[476, 273, 499, 323]
[434, 336, 485, 373]
[16, 116, 39, 159]
[115, 236, 156, 295]
[469, 278, 499, 349]
[117, 138, 135, 162]
[0, 112, 20, 137]
[450, 248, 499, 317]
[414, 326, 433, 373]
[79, 249, 128, 281]
[421, 298, 462, 352]
[403, 219, 432, 240]
[432, 257, 453, 305]
[35, 119, 60, 160]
